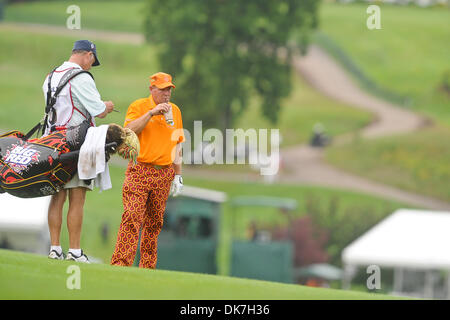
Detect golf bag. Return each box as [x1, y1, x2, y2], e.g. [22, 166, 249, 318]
[0, 121, 94, 198]
[0, 119, 133, 198]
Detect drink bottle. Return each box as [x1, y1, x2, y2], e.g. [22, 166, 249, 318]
[164, 105, 174, 126]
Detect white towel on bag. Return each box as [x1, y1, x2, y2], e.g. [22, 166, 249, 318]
[77, 125, 112, 192]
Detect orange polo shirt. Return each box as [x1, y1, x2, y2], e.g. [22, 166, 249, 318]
[124, 95, 184, 165]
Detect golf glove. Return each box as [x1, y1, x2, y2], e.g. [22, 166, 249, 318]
[170, 174, 183, 197]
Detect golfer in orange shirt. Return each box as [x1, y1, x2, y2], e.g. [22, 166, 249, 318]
[111, 72, 184, 269]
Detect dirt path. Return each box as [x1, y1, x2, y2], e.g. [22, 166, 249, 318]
[0, 22, 145, 45]
[281, 45, 450, 210]
[292, 45, 427, 139]
[2, 22, 449, 210]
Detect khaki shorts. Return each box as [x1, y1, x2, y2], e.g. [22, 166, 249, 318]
[64, 172, 94, 191]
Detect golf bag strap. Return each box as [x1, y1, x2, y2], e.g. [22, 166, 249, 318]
[46, 68, 95, 113]
[45, 67, 57, 114]
[23, 121, 44, 140]
[39, 68, 58, 137]
[23, 68, 58, 140]
[42, 68, 94, 135]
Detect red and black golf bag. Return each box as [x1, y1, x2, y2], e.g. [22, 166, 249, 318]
[0, 121, 91, 198]
[0, 120, 119, 198]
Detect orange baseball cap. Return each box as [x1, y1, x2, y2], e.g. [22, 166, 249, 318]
[150, 72, 176, 89]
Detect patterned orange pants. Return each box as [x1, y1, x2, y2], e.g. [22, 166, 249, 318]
[110, 162, 174, 268]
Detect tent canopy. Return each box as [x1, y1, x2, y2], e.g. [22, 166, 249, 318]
[0, 193, 50, 232]
[342, 209, 450, 270]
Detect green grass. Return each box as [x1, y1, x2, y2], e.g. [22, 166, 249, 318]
[0, 249, 405, 299]
[318, 2, 450, 126]
[4, 0, 146, 33]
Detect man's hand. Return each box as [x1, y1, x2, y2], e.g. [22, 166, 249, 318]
[170, 174, 183, 197]
[104, 101, 115, 113]
[98, 101, 115, 118]
[125, 103, 168, 135]
[151, 103, 171, 116]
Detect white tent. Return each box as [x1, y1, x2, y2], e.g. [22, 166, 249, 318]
[0, 193, 50, 254]
[342, 208, 450, 299]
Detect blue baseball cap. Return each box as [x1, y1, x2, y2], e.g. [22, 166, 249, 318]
[72, 40, 100, 66]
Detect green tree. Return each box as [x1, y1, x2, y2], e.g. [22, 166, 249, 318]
[145, 0, 320, 133]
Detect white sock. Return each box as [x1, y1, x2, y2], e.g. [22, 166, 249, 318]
[50, 246, 62, 255]
[69, 248, 82, 256]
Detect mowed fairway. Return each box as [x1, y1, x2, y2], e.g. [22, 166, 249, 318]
[0, 249, 403, 300]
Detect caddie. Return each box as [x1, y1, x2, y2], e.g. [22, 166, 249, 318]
[111, 72, 184, 269]
[44, 40, 115, 262]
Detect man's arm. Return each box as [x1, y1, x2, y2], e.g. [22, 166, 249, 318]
[126, 103, 171, 135]
[170, 142, 183, 197]
[173, 143, 182, 174]
[125, 110, 152, 135]
[70, 74, 114, 118]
